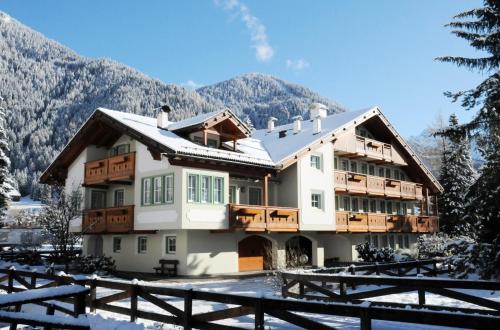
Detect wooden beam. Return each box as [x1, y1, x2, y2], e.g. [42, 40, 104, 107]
[263, 174, 270, 206]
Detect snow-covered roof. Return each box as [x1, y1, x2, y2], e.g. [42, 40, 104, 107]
[98, 108, 275, 167]
[249, 107, 375, 164]
[166, 109, 225, 131]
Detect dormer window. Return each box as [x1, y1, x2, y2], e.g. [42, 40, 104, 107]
[109, 144, 130, 157]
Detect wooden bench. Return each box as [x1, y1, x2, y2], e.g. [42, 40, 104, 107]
[154, 259, 179, 276]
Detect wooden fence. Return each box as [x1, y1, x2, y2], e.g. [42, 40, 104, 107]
[0, 267, 498, 330]
[316, 259, 442, 277]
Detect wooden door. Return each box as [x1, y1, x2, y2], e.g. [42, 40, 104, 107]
[238, 235, 271, 271]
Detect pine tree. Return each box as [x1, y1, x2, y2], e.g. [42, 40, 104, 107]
[0, 98, 13, 224]
[438, 114, 476, 236]
[436, 1, 500, 244]
[243, 114, 255, 131]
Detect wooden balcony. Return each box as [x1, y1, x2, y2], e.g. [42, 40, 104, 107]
[229, 204, 299, 232]
[334, 170, 423, 200]
[335, 212, 438, 233]
[82, 205, 134, 234]
[84, 152, 136, 186]
[356, 136, 393, 162]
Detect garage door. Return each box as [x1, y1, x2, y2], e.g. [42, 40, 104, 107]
[238, 235, 271, 271]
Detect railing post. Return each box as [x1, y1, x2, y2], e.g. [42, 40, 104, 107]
[7, 267, 14, 293]
[184, 288, 193, 330]
[349, 265, 356, 290]
[130, 280, 138, 322]
[255, 297, 264, 330]
[432, 260, 437, 276]
[74, 291, 87, 317]
[299, 281, 305, 296]
[30, 270, 37, 289]
[397, 262, 402, 277]
[375, 262, 380, 276]
[339, 281, 347, 301]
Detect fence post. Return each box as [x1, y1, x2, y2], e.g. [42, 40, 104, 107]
[130, 280, 138, 322]
[397, 262, 403, 277]
[375, 262, 380, 276]
[255, 297, 264, 330]
[90, 278, 97, 313]
[349, 265, 356, 290]
[7, 267, 14, 293]
[45, 304, 55, 330]
[360, 303, 372, 330]
[418, 289, 426, 305]
[416, 262, 421, 275]
[339, 281, 347, 301]
[30, 270, 37, 289]
[299, 281, 305, 296]
[184, 289, 193, 330]
[432, 260, 437, 276]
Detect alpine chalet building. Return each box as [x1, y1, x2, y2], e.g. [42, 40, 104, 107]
[40, 104, 441, 275]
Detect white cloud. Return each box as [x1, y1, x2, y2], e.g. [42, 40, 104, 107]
[215, 0, 274, 62]
[181, 80, 203, 90]
[286, 59, 310, 71]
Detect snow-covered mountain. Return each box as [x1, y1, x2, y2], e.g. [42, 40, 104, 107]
[0, 11, 345, 195]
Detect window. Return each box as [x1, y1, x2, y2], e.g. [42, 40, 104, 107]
[385, 168, 391, 179]
[164, 174, 174, 203]
[370, 200, 377, 213]
[114, 189, 124, 207]
[395, 202, 401, 215]
[200, 176, 212, 203]
[352, 198, 359, 212]
[378, 168, 384, 177]
[404, 235, 410, 249]
[382, 235, 388, 247]
[91, 190, 106, 209]
[192, 136, 204, 145]
[187, 174, 199, 202]
[311, 193, 322, 209]
[350, 161, 358, 173]
[142, 178, 152, 205]
[389, 235, 395, 248]
[335, 195, 339, 211]
[343, 197, 351, 211]
[229, 185, 237, 204]
[397, 235, 404, 249]
[361, 163, 368, 174]
[109, 144, 130, 156]
[213, 177, 224, 204]
[394, 170, 400, 180]
[341, 159, 349, 171]
[165, 236, 176, 254]
[387, 201, 393, 214]
[400, 172, 406, 181]
[207, 139, 218, 148]
[113, 237, 121, 253]
[380, 200, 386, 213]
[310, 155, 321, 170]
[334, 157, 338, 170]
[368, 165, 375, 176]
[362, 199, 369, 213]
[249, 187, 262, 205]
[137, 236, 147, 254]
[402, 203, 407, 215]
[372, 235, 379, 248]
[153, 176, 163, 204]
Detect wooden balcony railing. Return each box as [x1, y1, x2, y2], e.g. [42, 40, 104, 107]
[334, 170, 424, 200]
[84, 152, 136, 186]
[82, 205, 134, 234]
[229, 204, 299, 232]
[355, 136, 393, 161]
[335, 212, 438, 233]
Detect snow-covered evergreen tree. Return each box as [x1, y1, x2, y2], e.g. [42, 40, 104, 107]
[438, 114, 476, 236]
[0, 98, 13, 224]
[243, 114, 255, 131]
[437, 0, 500, 245]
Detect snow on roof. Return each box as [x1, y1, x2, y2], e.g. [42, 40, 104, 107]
[166, 109, 225, 131]
[250, 107, 375, 164]
[97, 108, 275, 167]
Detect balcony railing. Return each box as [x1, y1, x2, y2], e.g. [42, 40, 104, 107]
[335, 212, 438, 233]
[84, 152, 136, 186]
[334, 170, 423, 200]
[82, 205, 134, 234]
[356, 136, 393, 161]
[229, 204, 299, 232]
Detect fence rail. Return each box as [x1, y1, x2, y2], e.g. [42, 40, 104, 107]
[0, 267, 498, 330]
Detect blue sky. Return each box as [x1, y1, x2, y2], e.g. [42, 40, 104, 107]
[0, 0, 485, 137]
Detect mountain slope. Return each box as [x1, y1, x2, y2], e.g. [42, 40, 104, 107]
[197, 73, 345, 128]
[0, 11, 345, 196]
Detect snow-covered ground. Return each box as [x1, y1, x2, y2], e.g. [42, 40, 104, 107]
[0, 269, 498, 330]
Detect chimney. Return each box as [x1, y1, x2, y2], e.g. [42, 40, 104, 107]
[313, 115, 322, 134]
[292, 115, 303, 134]
[267, 117, 277, 132]
[309, 103, 327, 120]
[157, 105, 171, 129]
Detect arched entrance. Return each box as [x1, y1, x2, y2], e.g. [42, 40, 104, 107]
[238, 235, 272, 271]
[285, 236, 312, 267]
[87, 235, 103, 256]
